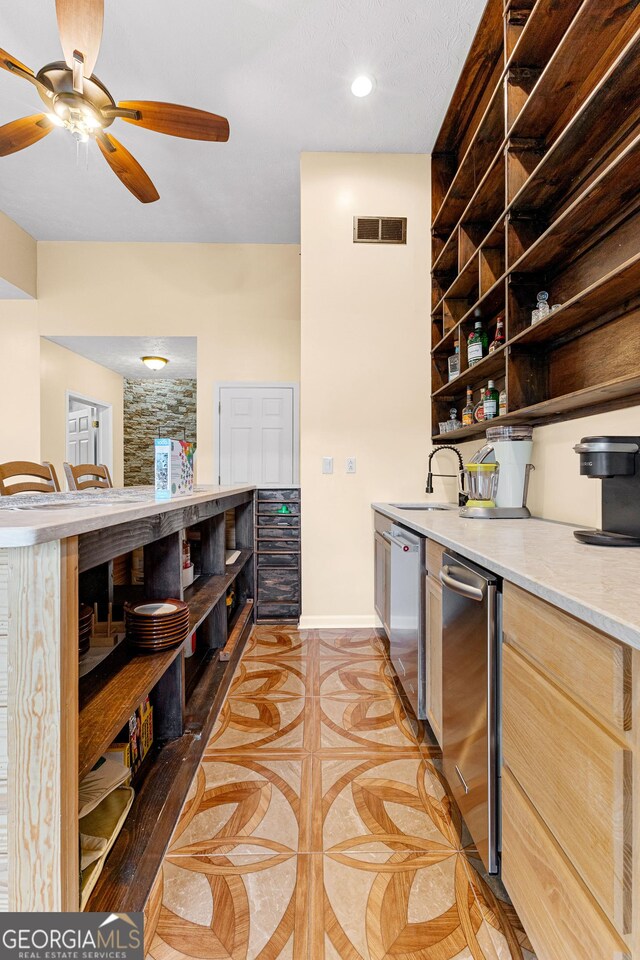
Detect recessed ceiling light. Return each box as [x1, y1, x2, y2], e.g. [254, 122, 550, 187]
[141, 356, 169, 370]
[351, 75, 375, 98]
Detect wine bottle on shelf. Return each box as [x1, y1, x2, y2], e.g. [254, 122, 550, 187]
[488, 316, 505, 353]
[484, 380, 500, 419]
[462, 387, 474, 426]
[467, 320, 486, 367]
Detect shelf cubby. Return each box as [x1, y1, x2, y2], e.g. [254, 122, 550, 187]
[431, 1, 640, 445]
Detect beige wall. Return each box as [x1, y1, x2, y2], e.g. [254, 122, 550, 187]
[0, 303, 41, 462]
[0, 210, 36, 298]
[300, 152, 431, 626]
[40, 338, 125, 487]
[35, 243, 301, 483]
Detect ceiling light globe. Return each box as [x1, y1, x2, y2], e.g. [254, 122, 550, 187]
[141, 356, 169, 371]
[351, 75, 375, 97]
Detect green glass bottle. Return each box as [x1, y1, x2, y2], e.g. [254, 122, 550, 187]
[484, 380, 500, 419]
[467, 320, 486, 367]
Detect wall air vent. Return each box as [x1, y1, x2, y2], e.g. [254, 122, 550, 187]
[353, 216, 407, 244]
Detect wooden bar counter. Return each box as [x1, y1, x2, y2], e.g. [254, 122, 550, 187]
[0, 484, 256, 912]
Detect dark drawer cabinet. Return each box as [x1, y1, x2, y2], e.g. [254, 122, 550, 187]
[255, 488, 301, 623]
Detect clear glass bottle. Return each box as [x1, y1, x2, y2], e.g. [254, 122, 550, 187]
[489, 316, 505, 353]
[484, 380, 500, 419]
[462, 387, 474, 426]
[499, 388, 507, 417]
[468, 320, 486, 367]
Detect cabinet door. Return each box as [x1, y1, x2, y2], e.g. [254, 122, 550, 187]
[374, 533, 387, 634]
[426, 575, 443, 747]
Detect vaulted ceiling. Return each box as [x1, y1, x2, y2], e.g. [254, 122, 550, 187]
[0, 0, 485, 242]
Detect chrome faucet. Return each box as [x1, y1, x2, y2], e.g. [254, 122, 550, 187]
[426, 445, 467, 506]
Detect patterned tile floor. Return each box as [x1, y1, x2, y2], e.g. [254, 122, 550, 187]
[145, 626, 537, 960]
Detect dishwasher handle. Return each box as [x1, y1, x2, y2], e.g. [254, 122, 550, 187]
[382, 530, 412, 551]
[440, 564, 486, 602]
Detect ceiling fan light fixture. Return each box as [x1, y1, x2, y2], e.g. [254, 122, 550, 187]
[47, 111, 66, 127]
[141, 355, 169, 371]
[351, 74, 375, 97]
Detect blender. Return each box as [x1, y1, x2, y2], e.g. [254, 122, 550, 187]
[460, 425, 535, 519]
[464, 463, 500, 509]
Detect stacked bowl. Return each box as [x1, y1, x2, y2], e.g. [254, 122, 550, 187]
[124, 599, 190, 651]
[79, 604, 93, 657]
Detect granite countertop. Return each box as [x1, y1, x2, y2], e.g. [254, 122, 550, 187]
[0, 485, 255, 548]
[373, 501, 640, 650]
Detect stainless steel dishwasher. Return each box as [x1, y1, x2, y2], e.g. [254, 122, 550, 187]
[385, 525, 426, 719]
[440, 551, 501, 874]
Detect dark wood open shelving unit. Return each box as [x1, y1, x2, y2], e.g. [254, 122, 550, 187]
[76, 490, 256, 912]
[431, 0, 640, 443]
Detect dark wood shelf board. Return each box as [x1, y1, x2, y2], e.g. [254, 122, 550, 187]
[78, 641, 185, 781]
[434, 374, 640, 445]
[509, 253, 640, 349]
[509, 29, 640, 216]
[432, 78, 506, 231]
[507, 0, 583, 71]
[434, 0, 504, 155]
[431, 228, 459, 276]
[510, 132, 640, 275]
[84, 620, 251, 913]
[184, 549, 253, 633]
[434, 143, 506, 234]
[509, 0, 640, 142]
[432, 345, 507, 400]
[443, 251, 480, 300]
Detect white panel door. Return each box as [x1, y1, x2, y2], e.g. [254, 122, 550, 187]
[67, 406, 95, 466]
[219, 387, 295, 485]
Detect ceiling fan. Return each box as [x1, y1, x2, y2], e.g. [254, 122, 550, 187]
[0, 0, 230, 202]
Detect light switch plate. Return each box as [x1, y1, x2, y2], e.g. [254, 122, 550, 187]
[322, 457, 333, 474]
[346, 457, 356, 474]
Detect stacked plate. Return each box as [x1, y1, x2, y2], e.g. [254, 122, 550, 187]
[79, 604, 93, 657]
[124, 599, 190, 651]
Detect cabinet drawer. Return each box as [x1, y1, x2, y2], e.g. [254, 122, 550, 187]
[257, 526, 300, 541]
[258, 568, 300, 602]
[503, 582, 631, 732]
[258, 489, 300, 501]
[258, 540, 300, 553]
[257, 553, 299, 568]
[257, 515, 300, 528]
[503, 643, 631, 931]
[257, 501, 301, 516]
[502, 768, 628, 960]
[426, 539, 444, 577]
[256, 602, 300, 621]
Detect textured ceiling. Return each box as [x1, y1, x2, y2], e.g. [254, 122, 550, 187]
[46, 336, 197, 378]
[0, 0, 485, 242]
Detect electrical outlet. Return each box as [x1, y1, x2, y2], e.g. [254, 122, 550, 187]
[322, 457, 333, 475]
[346, 457, 356, 474]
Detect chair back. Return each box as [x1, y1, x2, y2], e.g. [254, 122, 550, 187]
[64, 462, 113, 491]
[0, 460, 61, 496]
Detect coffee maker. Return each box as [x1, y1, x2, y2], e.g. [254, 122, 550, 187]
[460, 424, 535, 519]
[573, 436, 640, 545]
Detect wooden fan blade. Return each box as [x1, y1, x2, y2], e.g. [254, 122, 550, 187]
[55, 0, 104, 77]
[0, 48, 34, 78]
[0, 114, 53, 157]
[117, 101, 230, 142]
[96, 133, 159, 203]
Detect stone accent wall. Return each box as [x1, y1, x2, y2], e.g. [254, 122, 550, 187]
[123, 379, 197, 486]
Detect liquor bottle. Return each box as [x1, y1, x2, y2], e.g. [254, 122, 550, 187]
[462, 387, 474, 426]
[499, 388, 507, 417]
[467, 320, 486, 367]
[489, 316, 505, 353]
[448, 339, 460, 382]
[484, 380, 500, 419]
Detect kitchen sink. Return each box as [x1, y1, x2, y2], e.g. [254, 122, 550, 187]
[389, 502, 456, 511]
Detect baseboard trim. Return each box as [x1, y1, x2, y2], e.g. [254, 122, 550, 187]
[298, 615, 378, 629]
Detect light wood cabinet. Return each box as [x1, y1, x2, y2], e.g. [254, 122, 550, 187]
[373, 512, 392, 638]
[425, 573, 442, 747]
[502, 582, 638, 958]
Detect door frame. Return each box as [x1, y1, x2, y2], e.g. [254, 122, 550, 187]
[214, 381, 300, 485]
[65, 390, 114, 476]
